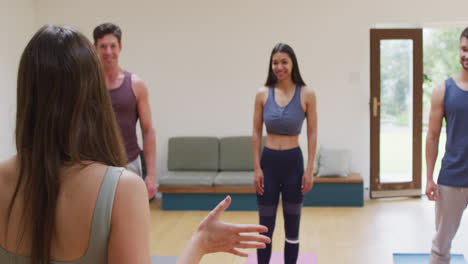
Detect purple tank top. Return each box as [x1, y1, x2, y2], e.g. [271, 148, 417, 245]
[109, 71, 141, 162]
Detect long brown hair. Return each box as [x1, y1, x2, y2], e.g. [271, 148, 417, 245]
[7, 25, 126, 264]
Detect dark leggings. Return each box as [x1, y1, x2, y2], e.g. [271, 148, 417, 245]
[257, 147, 304, 264]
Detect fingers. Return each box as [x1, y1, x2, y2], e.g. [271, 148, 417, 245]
[302, 180, 313, 195]
[232, 224, 268, 234]
[254, 170, 265, 195]
[209, 196, 231, 219]
[428, 193, 436, 201]
[426, 184, 438, 201]
[227, 248, 249, 257]
[145, 181, 156, 199]
[433, 186, 439, 201]
[426, 189, 434, 200]
[226, 241, 268, 257]
[255, 177, 264, 195]
[425, 185, 432, 199]
[224, 234, 271, 257]
[235, 241, 268, 249]
[149, 189, 156, 199]
[307, 182, 313, 194]
[255, 180, 263, 195]
[236, 233, 271, 244]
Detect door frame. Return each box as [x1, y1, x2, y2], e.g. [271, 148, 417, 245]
[370, 29, 423, 198]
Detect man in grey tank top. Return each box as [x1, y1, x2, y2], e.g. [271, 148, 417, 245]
[426, 27, 468, 264]
[93, 23, 157, 200]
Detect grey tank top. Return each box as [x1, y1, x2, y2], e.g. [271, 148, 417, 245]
[263, 85, 306, 135]
[0, 166, 123, 264]
[109, 71, 141, 162]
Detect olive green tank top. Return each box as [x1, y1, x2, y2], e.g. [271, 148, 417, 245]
[0, 166, 123, 264]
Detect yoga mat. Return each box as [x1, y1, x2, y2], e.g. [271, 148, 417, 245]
[245, 253, 317, 264]
[393, 253, 467, 264]
[151, 255, 178, 264]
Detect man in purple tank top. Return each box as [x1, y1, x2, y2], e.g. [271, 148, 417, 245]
[426, 27, 468, 264]
[93, 23, 157, 200]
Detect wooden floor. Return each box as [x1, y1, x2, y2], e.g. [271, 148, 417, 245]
[149, 197, 468, 264]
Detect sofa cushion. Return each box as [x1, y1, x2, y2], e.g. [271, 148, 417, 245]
[214, 171, 254, 186]
[219, 136, 255, 171]
[168, 137, 219, 171]
[317, 147, 350, 177]
[159, 171, 217, 186]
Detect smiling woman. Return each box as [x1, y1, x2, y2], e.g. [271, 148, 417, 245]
[252, 43, 317, 264]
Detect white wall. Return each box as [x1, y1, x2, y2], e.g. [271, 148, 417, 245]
[0, 0, 35, 160]
[3, 0, 468, 193]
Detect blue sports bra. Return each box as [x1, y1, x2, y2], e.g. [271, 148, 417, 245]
[263, 85, 306, 135]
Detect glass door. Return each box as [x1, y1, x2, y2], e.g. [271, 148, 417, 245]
[370, 29, 423, 198]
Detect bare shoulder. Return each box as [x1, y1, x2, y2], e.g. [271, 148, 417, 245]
[108, 168, 150, 264]
[255, 86, 269, 103]
[0, 156, 17, 172]
[0, 156, 18, 219]
[113, 169, 148, 209]
[256, 86, 268, 95]
[0, 156, 18, 186]
[111, 169, 148, 232]
[131, 73, 146, 86]
[301, 85, 315, 95]
[131, 73, 149, 99]
[116, 169, 147, 194]
[111, 169, 147, 221]
[301, 86, 316, 101]
[431, 82, 445, 105]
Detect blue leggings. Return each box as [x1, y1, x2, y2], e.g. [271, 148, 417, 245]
[257, 147, 304, 264]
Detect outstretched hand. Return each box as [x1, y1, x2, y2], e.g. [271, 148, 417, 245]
[195, 196, 270, 257]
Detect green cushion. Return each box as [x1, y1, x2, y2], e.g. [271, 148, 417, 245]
[219, 136, 265, 171]
[159, 171, 217, 186]
[168, 137, 219, 171]
[214, 171, 254, 186]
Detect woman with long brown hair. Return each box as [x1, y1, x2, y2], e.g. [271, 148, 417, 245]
[0, 25, 269, 264]
[252, 43, 318, 263]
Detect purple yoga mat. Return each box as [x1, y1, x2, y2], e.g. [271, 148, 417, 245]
[245, 253, 317, 264]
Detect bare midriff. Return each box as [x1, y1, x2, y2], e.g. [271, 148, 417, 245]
[264, 133, 300, 150]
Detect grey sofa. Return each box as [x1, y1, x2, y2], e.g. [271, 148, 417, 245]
[159, 136, 364, 210]
[159, 136, 258, 187]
